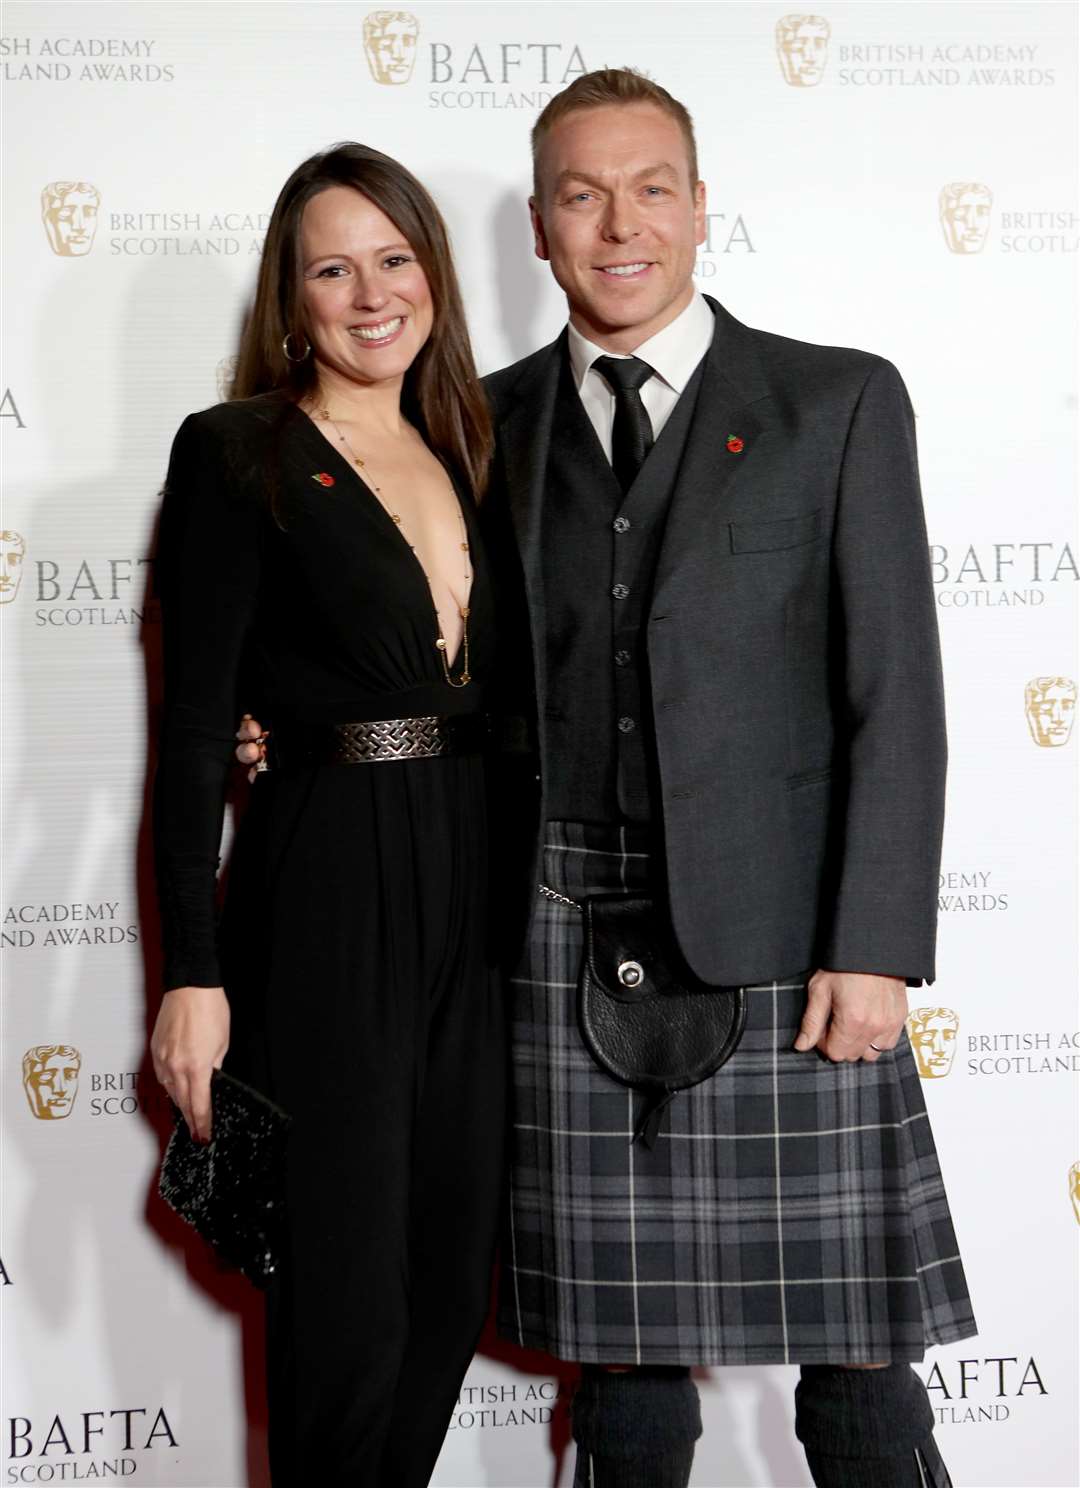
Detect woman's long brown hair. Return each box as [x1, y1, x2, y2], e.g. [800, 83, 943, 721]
[233, 142, 492, 500]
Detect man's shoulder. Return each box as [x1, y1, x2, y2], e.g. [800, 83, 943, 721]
[482, 340, 562, 417]
[728, 302, 904, 401]
[741, 319, 893, 396]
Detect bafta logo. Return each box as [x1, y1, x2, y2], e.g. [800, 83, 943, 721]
[215, 355, 239, 402]
[41, 181, 101, 257]
[776, 14, 831, 87]
[1070, 1162, 1080, 1225]
[907, 1007, 959, 1079]
[363, 11, 420, 85]
[0, 531, 25, 603]
[23, 1045, 82, 1120]
[1024, 675, 1076, 748]
[938, 182, 993, 255]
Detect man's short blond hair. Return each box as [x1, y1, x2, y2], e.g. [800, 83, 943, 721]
[531, 68, 699, 196]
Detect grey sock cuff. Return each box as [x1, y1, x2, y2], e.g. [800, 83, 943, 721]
[794, 1364, 934, 1459]
[571, 1367, 703, 1460]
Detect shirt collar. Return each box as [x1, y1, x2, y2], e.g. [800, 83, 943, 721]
[566, 292, 715, 396]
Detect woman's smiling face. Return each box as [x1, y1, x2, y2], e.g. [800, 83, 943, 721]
[299, 185, 434, 388]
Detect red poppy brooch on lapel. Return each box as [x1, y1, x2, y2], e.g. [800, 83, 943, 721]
[312, 472, 335, 487]
[726, 434, 744, 454]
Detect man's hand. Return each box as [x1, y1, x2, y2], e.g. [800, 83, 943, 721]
[236, 713, 268, 781]
[794, 970, 908, 1063]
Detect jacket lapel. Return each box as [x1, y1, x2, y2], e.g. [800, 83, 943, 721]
[651, 299, 774, 606]
[495, 334, 564, 711]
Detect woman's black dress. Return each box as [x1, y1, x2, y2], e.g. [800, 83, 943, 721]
[154, 392, 505, 1486]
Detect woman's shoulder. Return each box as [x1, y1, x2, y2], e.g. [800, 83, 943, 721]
[167, 393, 302, 508]
[179, 390, 294, 443]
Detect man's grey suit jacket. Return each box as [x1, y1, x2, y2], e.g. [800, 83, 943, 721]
[481, 297, 946, 988]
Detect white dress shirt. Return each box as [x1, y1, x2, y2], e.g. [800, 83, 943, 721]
[566, 292, 716, 463]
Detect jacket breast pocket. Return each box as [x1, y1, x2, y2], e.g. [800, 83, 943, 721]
[729, 509, 823, 554]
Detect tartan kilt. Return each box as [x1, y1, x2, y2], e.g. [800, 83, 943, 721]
[497, 821, 977, 1366]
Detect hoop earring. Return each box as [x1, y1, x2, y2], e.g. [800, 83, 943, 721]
[282, 332, 311, 363]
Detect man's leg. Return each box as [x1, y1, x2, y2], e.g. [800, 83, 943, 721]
[569, 1361, 951, 1488]
[795, 1364, 953, 1488]
[570, 1366, 702, 1488]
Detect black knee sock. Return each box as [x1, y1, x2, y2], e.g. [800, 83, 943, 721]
[795, 1364, 952, 1488]
[571, 1366, 702, 1488]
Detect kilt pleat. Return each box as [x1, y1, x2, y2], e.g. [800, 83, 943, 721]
[497, 822, 977, 1366]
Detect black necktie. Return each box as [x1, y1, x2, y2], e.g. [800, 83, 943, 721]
[594, 355, 655, 492]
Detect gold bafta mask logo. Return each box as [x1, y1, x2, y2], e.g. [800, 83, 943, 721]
[1025, 675, 1077, 748]
[363, 11, 420, 85]
[938, 182, 993, 255]
[23, 1044, 82, 1120]
[776, 14, 831, 87]
[1070, 1163, 1080, 1225]
[215, 355, 239, 402]
[41, 181, 101, 257]
[907, 1007, 959, 1079]
[0, 531, 26, 603]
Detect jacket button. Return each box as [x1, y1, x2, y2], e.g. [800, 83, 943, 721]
[614, 649, 631, 667]
[618, 716, 636, 733]
[611, 583, 630, 600]
[613, 516, 631, 533]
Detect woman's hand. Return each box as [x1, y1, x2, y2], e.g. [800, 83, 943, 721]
[236, 713, 269, 781]
[151, 986, 230, 1141]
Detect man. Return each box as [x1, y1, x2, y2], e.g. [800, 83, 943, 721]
[480, 70, 974, 1488]
[240, 69, 975, 1487]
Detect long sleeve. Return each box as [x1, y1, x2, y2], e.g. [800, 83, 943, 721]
[819, 360, 947, 986]
[153, 410, 263, 990]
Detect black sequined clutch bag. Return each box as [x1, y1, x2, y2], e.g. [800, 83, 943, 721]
[158, 1069, 292, 1289]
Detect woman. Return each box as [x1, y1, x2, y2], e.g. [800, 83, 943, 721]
[150, 142, 504, 1486]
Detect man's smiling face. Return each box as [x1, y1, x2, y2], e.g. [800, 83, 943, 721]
[530, 102, 706, 353]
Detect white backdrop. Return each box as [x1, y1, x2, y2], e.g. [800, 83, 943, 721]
[2, 3, 1077, 1485]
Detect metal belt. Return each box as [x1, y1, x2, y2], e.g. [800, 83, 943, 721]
[274, 714, 488, 766]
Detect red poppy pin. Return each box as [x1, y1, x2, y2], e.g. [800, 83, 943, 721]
[726, 434, 744, 454]
[312, 472, 335, 487]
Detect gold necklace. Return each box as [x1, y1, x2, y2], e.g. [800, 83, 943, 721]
[311, 402, 472, 687]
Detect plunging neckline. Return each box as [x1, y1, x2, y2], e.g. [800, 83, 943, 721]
[296, 405, 474, 668]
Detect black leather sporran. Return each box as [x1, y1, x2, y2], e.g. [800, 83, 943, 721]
[579, 894, 745, 1146]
